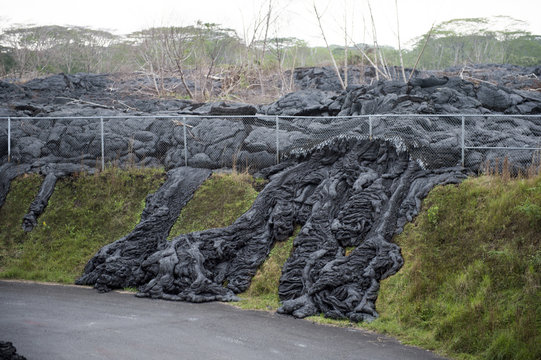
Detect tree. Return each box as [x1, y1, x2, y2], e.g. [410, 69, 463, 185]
[268, 37, 304, 94]
[0, 25, 119, 76]
[405, 16, 540, 68]
[127, 23, 244, 99]
[0, 45, 15, 75]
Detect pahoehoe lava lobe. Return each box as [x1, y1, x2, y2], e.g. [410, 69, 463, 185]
[76, 167, 211, 292]
[22, 163, 96, 232]
[78, 137, 465, 321]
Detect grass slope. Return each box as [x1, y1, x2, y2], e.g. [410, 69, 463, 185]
[0, 168, 165, 283]
[364, 175, 541, 360]
[168, 171, 260, 238]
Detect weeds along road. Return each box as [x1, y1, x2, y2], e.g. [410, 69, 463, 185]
[0, 281, 445, 360]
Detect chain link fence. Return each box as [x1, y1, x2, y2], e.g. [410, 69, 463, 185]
[1, 114, 540, 174]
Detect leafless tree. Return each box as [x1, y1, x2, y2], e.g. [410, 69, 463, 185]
[162, 27, 195, 98]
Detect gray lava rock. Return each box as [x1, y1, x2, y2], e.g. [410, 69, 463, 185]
[262, 89, 337, 116]
[189, 152, 214, 168]
[236, 150, 276, 170]
[243, 127, 311, 153]
[290, 66, 363, 92]
[476, 84, 512, 111]
[209, 102, 258, 115]
[0, 135, 8, 159]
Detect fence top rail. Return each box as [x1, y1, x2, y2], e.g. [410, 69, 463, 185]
[465, 146, 541, 150]
[1, 114, 541, 120]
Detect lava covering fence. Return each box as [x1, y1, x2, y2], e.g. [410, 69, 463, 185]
[1, 114, 540, 174]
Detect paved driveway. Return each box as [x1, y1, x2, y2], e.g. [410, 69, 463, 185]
[0, 281, 445, 360]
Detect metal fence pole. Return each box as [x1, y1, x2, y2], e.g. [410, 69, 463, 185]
[7, 117, 10, 162]
[275, 115, 280, 164]
[183, 117, 188, 167]
[369, 116, 373, 140]
[100, 117, 105, 171]
[461, 116, 465, 167]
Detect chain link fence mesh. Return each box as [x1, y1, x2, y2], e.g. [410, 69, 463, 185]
[1, 115, 540, 175]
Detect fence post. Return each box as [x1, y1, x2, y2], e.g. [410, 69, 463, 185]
[183, 117, 188, 167]
[461, 116, 465, 167]
[7, 117, 10, 162]
[369, 115, 373, 140]
[100, 117, 105, 171]
[275, 115, 280, 164]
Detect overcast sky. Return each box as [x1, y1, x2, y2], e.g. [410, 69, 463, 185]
[1, 0, 540, 47]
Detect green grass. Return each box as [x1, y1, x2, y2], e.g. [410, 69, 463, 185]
[0, 167, 165, 283]
[168, 171, 260, 237]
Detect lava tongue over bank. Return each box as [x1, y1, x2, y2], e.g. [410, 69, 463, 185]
[77, 138, 465, 321]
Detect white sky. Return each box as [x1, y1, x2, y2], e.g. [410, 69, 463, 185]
[1, 0, 540, 48]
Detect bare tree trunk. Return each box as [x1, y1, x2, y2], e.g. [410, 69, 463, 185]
[149, 62, 160, 96]
[366, 1, 380, 81]
[437, 45, 444, 69]
[408, 24, 434, 82]
[258, 0, 273, 97]
[174, 59, 194, 99]
[288, 45, 298, 92]
[395, 0, 407, 83]
[343, 3, 348, 88]
[313, 2, 346, 90]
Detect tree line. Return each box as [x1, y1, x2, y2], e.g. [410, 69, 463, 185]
[0, 16, 539, 100]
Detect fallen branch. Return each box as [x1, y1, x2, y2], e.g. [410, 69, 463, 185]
[172, 120, 194, 128]
[348, 40, 390, 80]
[462, 76, 498, 86]
[55, 97, 114, 110]
[112, 100, 138, 111]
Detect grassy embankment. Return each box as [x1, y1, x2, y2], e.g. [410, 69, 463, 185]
[0, 168, 165, 283]
[0, 169, 260, 283]
[0, 167, 539, 360]
[366, 174, 541, 360]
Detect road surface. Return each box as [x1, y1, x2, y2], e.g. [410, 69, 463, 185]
[0, 280, 445, 360]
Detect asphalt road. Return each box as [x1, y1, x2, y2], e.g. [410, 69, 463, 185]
[0, 280, 445, 360]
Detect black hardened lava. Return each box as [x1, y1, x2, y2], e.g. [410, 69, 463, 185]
[21, 163, 96, 232]
[76, 167, 211, 292]
[0, 341, 26, 360]
[77, 138, 465, 321]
